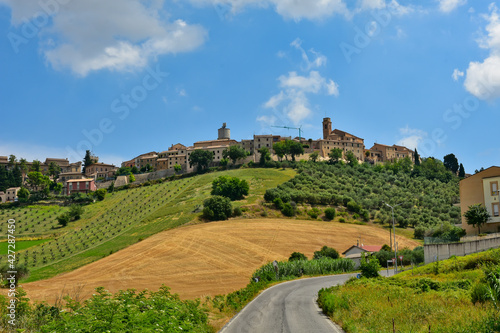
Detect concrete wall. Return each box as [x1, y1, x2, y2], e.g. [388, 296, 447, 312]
[424, 235, 500, 264]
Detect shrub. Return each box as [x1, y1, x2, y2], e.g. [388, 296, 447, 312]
[338, 218, 346, 223]
[471, 282, 491, 304]
[94, 188, 106, 201]
[129, 174, 135, 183]
[324, 207, 336, 220]
[281, 203, 296, 217]
[211, 176, 249, 201]
[233, 207, 243, 217]
[308, 208, 321, 219]
[273, 197, 284, 210]
[68, 204, 84, 220]
[313, 246, 339, 260]
[203, 196, 233, 221]
[360, 254, 381, 278]
[346, 200, 361, 213]
[289, 252, 308, 261]
[57, 213, 70, 227]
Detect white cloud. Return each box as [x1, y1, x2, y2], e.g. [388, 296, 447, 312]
[1, 0, 207, 76]
[264, 91, 286, 108]
[464, 4, 500, 100]
[178, 88, 188, 97]
[290, 38, 327, 70]
[326, 79, 340, 96]
[190, 0, 348, 20]
[278, 71, 331, 93]
[438, 0, 467, 13]
[452, 68, 464, 81]
[397, 127, 428, 150]
[257, 115, 278, 126]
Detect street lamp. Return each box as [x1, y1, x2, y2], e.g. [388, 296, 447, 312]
[383, 201, 403, 273]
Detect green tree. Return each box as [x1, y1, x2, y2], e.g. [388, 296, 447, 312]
[289, 252, 308, 261]
[258, 147, 272, 165]
[68, 204, 84, 220]
[273, 141, 288, 161]
[129, 174, 135, 183]
[8, 154, 17, 168]
[203, 196, 233, 221]
[26, 171, 51, 193]
[94, 188, 106, 201]
[57, 213, 71, 227]
[173, 164, 182, 174]
[48, 161, 61, 180]
[414, 148, 420, 166]
[189, 149, 214, 172]
[328, 148, 343, 164]
[458, 163, 465, 178]
[345, 151, 358, 165]
[30, 160, 41, 172]
[17, 187, 30, 202]
[131, 166, 139, 174]
[287, 140, 304, 161]
[443, 153, 459, 174]
[82, 150, 94, 174]
[51, 182, 63, 195]
[223, 145, 247, 166]
[309, 151, 319, 162]
[211, 176, 249, 201]
[107, 181, 115, 193]
[324, 207, 336, 220]
[313, 246, 339, 260]
[19, 158, 28, 175]
[464, 204, 490, 234]
[360, 253, 381, 278]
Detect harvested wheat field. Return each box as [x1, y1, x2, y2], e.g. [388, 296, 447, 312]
[22, 219, 420, 303]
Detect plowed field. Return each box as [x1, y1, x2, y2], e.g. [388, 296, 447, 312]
[22, 219, 420, 303]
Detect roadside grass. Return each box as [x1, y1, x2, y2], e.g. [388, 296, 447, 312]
[0, 168, 295, 283]
[318, 248, 500, 333]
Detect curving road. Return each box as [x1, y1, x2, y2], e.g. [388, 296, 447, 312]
[219, 271, 394, 333]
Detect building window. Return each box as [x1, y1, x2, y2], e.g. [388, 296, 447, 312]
[493, 203, 500, 217]
[491, 181, 499, 196]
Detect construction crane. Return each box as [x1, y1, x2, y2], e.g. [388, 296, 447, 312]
[271, 125, 303, 140]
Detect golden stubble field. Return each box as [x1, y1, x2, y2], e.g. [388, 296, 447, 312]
[21, 219, 420, 303]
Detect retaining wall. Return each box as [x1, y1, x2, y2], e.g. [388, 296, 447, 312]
[424, 236, 500, 264]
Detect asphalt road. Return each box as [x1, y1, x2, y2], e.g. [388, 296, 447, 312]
[220, 270, 395, 333]
[219, 273, 356, 333]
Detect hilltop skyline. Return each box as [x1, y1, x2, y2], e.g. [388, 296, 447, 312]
[1, 0, 499, 173]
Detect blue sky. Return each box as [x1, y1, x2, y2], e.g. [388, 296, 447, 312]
[0, 0, 499, 173]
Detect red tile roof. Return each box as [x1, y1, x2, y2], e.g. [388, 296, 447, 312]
[361, 245, 383, 252]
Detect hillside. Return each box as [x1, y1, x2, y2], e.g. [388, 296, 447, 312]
[21, 218, 420, 304]
[264, 161, 461, 238]
[0, 168, 295, 282]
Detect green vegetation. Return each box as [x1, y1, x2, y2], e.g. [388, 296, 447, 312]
[313, 245, 340, 260]
[0, 286, 211, 332]
[264, 160, 460, 238]
[289, 251, 308, 261]
[0, 168, 295, 283]
[318, 248, 500, 333]
[464, 203, 490, 234]
[211, 249, 355, 314]
[203, 196, 233, 221]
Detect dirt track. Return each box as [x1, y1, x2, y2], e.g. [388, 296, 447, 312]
[21, 219, 420, 303]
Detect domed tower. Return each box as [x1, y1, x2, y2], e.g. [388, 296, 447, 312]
[323, 117, 332, 140]
[218, 123, 230, 140]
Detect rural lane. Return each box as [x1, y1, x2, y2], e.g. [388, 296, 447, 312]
[219, 271, 394, 333]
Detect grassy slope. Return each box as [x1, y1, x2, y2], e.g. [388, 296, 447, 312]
[0, 168, 295, 283]
[318, 248, 500, 333]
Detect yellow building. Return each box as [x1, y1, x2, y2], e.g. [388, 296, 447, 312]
[320, 117, 365, 161]
[460, 166, 500, 234]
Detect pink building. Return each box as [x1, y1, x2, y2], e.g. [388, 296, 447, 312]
[66, 179, 96, 196]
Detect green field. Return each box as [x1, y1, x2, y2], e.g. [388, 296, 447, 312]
[0, 239, 51, 254]
[0, 168, 295, 282]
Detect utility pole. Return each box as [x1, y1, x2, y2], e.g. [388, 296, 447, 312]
[383, 201, 403, 273]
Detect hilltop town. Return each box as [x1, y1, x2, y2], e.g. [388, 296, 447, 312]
[0, 117, 415, 203]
